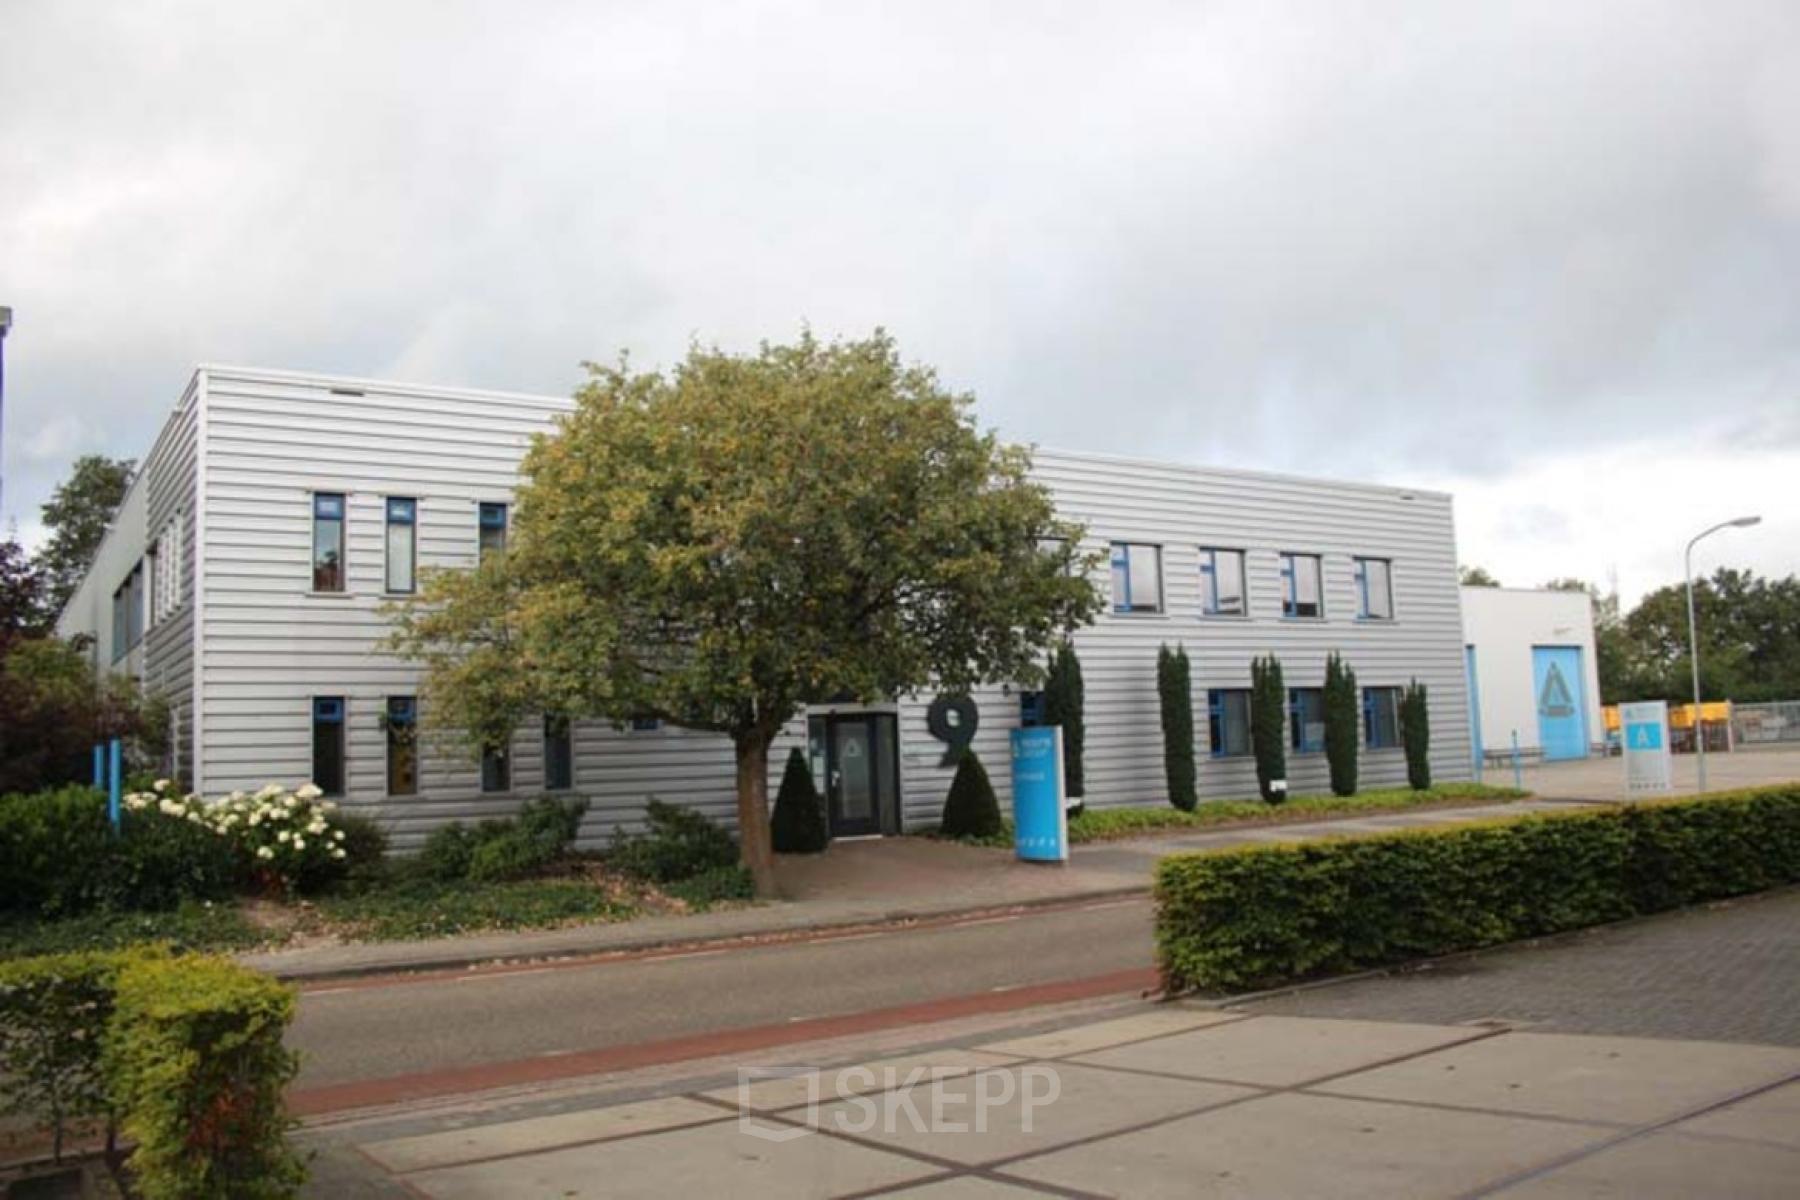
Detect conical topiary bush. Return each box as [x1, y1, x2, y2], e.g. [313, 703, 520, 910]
[770, 747, 830, 853]
[940, 749, 1004, 840]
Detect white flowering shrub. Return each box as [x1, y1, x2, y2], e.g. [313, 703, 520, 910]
[122, 780, 355, 894]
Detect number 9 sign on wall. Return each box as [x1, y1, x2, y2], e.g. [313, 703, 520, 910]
[1011, 727, 1069, 863]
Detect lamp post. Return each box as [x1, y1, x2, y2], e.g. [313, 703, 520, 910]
[0, 306, 10, 515]
[1685, 515, 1761, 793]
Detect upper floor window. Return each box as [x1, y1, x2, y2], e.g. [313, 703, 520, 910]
[478, 502, 508, 564]
[1198, 548, 1246, 616]
[1288, 688, 1325, 753]
[1354, 557, 1393, 621]
[1280, 552, 1323, 619]
[630, 716, 663, 732]
[1110, 542, 1163, 614]
[112, 561, 145, 661]
[1208, 688, 1252, 758]
[150, 515, 183, 625]
[385, 497, 417, 594]
[386, 696, 418, 797]
[312, 696, 346, 797]
[1364, 686, 1402, 749]
[313, 493, 346, 592]
[543, 714, 574, 791]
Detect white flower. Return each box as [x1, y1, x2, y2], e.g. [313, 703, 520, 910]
[292, 837, 306, 851]
[307, 821, 327, 836]
[247, 813, 261, 827]
[332, 829, 347, 842]
[276, 829, 291, 843]
[295, 783, 323, 801]
[186, 810, 203, 823]
[159, 798, 183, 816]
[256, 846, 274, 860]
[331, 847, 347, 860]
[153, 779, 172, 793]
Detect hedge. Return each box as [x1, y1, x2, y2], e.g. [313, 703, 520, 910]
[0, 948, 302, 1196]
[1155, 786, 1800, 993]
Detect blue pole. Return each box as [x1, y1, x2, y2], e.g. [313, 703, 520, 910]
[93, 744, 105, 789]
[1510, 730, 1523, 791]
[108, 738, 122, 834]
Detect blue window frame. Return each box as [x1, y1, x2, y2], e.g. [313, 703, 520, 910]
[1364, 686, 1402, 749]
[1110, 542, 1163, 613]
[313, 492, 346, 592]
[1279, 552, 1323, 619]
[1208, 689, 1252, 758]
[312, 696, 346, 796]
[1198, 548, 1247, 616]
[478, 502, 508, 564]
[386, 695, 417, 796]
[1288, 688, 1325, 752]
[385, 497, 417, 594]
[1354, 557, 1393, 620]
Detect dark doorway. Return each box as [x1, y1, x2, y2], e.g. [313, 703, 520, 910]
[808, 713, 900, 837]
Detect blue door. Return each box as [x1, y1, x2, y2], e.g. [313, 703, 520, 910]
[1532, 646, 1587, 761]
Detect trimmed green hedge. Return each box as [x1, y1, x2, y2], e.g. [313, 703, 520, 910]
[1155, 786, 1800, 993]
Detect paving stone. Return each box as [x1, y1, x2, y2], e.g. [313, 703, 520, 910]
[701, 1048, 1027, 1112]
[1323, 1031, 1800, 1125]
[360, 1095, 728, 1173]
[1492, 1130, 1800, 1199]
[808, 1061, 1249, 1166]
[1667, 1079, 1800, 1149]
[405, 1117, 936, 1199]
[976, 1007, 1240, 1060]
[1001, 1090, 1607, 1199]
[877, 1177, 1060, 1198]
[1071, 1014, 1480, 1087]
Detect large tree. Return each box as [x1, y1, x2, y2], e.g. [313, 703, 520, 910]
[389, 332, 1102, 895]
[36, 455, 135, 613]
[0, 537, 52, 647]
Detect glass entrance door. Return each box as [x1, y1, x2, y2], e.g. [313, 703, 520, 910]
[810, 713, 899, 837]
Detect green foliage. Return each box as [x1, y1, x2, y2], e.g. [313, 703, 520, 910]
[770, 747, 829, 854]
[0, 905, 262, 960]
[1458, 565, 1501, 587]
[418, 821, 480, 881]
[109, 804, 243, 910]
[1155, 786, 1800, 993]
[387, 332, 1103, 895]
[0, 949, 134, 1161]
[0, 786, 115, 915]
[0, 637, 168, 795]
[417, 797, 588, 884]
[36, 455, 136, 615]
[609, 798, 741, 883]
[663, 864, 757, 909]
[315, 878, 635, 941]
[1156, 645, 1197, 812]
[1249, 655, 1287, 804]
[329, 811, 391, 880]
[1323, 652, 1359, 797]
[1400, 679, 1431, 789]
[939, 750, 1004, 839]
[0, 536, 53, 645]
[1043, 640, 1087, 798]
[104, 953, 303, 1198]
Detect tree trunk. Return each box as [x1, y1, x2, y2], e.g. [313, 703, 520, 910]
[734, 733, 778, 898]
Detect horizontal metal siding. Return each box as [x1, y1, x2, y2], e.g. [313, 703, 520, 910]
[141, 385, 200, 785]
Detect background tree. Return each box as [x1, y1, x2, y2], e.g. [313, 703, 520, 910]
[1399, 678, 1431, 789]
[388, 332, 1101, 896]
[1458, 565, 1501, 587]
[1043, 640, 1087, 799]
[1249, 654, 1287, 804]
[1, 537, 52, 646]
[770, 747, 829, 854]
[35, 455, 135, 613]
[1156, 644, 1196, 811]
[0, 637, 167, 793]
[1323, 652, 1359, 796]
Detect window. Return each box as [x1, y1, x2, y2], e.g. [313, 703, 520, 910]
[1280, 552, 1323, 618]
[312, 697, 346, 797]
[385, 696, 417, 796]
[1110, 542, 1163, 613]
[1199, 548, 1247, 616]
[111, 561, 145, 661]
[1019, 690, 1046, 727]
[1208, 689, 1252, 758]
[478, 502, 507, 564]
[630, 716, 662, 732]
[385, 497, 417, 594]
[1289, 688, 1325, 753]
[1364, 686, 1402, 749]
[480, 740, 511, 792]
[1355, 557, 1393, 620]
[150, 515, 184, 625]
[543, 714, 574, 791]
[313, 493, 346, 592]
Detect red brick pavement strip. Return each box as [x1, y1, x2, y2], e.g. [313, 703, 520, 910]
[288, 966, 1161, 1118]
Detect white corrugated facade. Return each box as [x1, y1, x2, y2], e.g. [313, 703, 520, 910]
[58, 366, 1473, 848]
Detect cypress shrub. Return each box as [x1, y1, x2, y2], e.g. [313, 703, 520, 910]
[1249, 655, 1287, 804]
[1400, 679, 1431, 790]
[1043, 641, 1086, 798]
[1323, 652, 1359, 797]
[940, 750, 1004, 839]
[770, 747, 830, 853]
[1157, 644, 1197, 812]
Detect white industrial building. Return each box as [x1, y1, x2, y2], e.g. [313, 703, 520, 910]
[1460, 585, 1603, 764]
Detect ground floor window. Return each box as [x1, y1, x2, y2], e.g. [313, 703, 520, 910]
[1208, 689, 1252, 758]
[481, 742, 511, 792]
[1289, 688, 1325, 752]
[386, 696, 417, 796]
[543, 715, 574, 791]
[312, 696, 346, 796]
[1364, 686, 1402, 749]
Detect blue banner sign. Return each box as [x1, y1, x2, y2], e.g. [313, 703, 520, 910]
[1011, 727, 1068, 863]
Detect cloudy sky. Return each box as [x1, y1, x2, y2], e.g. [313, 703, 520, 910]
[3, 0, 1795, 604]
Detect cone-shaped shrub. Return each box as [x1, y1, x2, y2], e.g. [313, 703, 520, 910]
[1157, 644, 1198, 811]
[1324, 652, 1359, 797]
[1401, 679, 1431, 790]
[770, 747, 830, 853]
[1044, 641, 1086, 798]
[1250, 654, 1287, 804]
[940, 750, 1004, 839]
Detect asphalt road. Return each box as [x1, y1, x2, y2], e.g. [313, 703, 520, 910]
[288, 897, 1156, 1088]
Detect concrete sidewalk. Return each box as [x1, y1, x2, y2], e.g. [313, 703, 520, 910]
[312, 998, 1800, 1198]
[241, 798, 1578, 980]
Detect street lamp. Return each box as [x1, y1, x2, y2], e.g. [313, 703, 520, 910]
[0, 305, 10, 515]
[1685, 514, 1761, 793]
